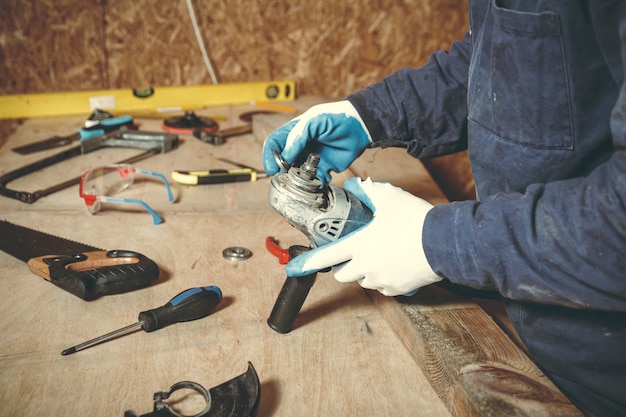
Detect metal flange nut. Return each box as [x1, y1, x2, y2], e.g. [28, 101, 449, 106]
[223, 247, 252, 262]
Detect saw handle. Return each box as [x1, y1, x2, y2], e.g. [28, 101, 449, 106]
[27, 250, 160, 300]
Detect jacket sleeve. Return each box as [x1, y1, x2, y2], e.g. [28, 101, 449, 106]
[347, 34, 471, 158]
[422, 27, 626, 311]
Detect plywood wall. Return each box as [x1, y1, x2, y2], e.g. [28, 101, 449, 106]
[0, 0, 473, 200]
[1, 0, 468, 97]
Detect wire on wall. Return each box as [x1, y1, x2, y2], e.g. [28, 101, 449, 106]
[185, 0, 219, 84]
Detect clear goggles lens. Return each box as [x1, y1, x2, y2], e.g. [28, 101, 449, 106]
[82, 165, 135, 201]
[79, 164, 173, 224]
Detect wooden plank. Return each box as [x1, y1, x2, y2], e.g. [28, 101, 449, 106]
[369, 287, 583, 416]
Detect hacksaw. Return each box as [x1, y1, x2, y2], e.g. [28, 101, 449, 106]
[0, 80, 296, 119]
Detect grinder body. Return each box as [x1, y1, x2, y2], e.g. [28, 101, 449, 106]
[267, 154, 373, 247]
[267, 154, 373, 333]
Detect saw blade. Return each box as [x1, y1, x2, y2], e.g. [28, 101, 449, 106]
[0, 220, 101, 263]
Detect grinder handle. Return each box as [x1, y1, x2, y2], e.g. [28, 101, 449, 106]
[267, 246, 317, 333]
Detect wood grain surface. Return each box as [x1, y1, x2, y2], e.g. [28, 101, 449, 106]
[0, 107, 452, 416]
[370, 288, 584, 417]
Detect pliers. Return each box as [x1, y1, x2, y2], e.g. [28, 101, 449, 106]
[12, 113, 135, 154]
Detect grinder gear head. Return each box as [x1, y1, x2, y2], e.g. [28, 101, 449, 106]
[267, 153, 373, 248]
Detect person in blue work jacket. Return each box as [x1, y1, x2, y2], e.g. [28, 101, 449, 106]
[262, 2, 626, 416]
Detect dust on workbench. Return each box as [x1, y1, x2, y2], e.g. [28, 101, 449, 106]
[0, 119, 22, 149]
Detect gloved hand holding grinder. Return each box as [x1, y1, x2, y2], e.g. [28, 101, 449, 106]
[262, 100, 442, 296]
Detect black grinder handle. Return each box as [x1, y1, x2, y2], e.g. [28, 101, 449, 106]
[267, 246, 317, 333]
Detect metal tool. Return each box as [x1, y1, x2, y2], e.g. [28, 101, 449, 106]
[267, 153, 372, 247]
[171, 158, 268, 185]
[193, 124, 252, 145]
[0, 220, 160, 300]
[162, 111, 219, 134]
[0, 130, 179, 203]
[266, 153, 373, 333]
[84, 108, 117, 126]
[84, 107, 228, 124]
[125, 362, 260, 417]
[222, 247, 252, 262]
[61, 286, 222, 355]
[11, 115, 135, 154]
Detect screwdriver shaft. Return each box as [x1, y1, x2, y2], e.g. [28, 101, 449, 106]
[61, 286, 222, 356]
[61, 321, 143, 355]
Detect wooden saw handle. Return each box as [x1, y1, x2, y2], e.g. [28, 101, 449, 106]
[27, 250, 160, 300]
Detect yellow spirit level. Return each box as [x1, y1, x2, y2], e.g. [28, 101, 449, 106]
[0, 81, 296, 119]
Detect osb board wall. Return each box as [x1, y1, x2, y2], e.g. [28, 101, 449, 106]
[0, 0, 474, 200]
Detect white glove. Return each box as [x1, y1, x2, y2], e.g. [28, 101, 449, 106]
[262, 100, 372, 185]
[286, 177, 442, 296]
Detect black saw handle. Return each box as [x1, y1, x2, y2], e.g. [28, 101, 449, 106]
[267, 245, 317, 333]
[27, 250, 160, 300]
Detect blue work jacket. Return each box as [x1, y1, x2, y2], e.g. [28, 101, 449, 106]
[347, 1, 626, 415]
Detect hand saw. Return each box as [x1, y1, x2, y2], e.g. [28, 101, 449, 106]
[0, 129, 178, 204]
[0, 220, 159, 300]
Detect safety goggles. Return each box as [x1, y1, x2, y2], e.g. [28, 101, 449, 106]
[79, 164, 174, 225]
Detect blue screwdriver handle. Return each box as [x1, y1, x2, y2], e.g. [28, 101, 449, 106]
[79, 115, 134, 140]
[139, 286, 223, 332]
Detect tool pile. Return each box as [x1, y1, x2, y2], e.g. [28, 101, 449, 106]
[0, 92, 379, 417]
[0, 97, 303, 416]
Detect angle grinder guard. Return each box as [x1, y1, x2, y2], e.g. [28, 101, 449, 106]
[125, 362, 260, 417]
[162, 111, 218, 134]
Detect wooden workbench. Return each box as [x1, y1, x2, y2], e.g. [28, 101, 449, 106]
[0, 100, 582, 416]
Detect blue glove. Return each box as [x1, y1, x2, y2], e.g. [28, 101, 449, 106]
[286, 177, 442, 296]
[262, 101, 372, 185]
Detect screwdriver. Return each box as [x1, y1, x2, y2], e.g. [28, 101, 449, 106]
[61, 286, 222, 356]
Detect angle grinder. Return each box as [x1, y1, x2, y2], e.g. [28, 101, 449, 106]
[267, 152, 373, 333]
